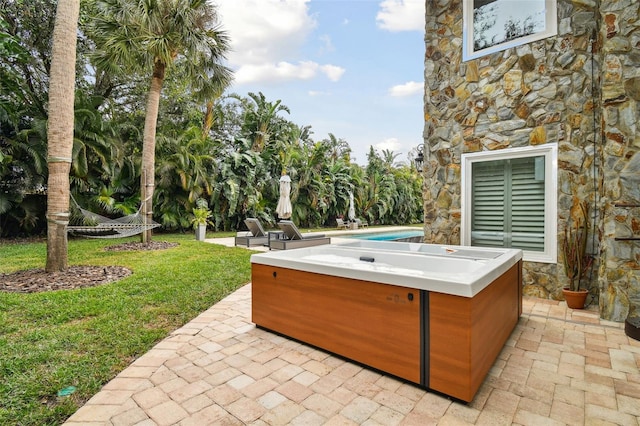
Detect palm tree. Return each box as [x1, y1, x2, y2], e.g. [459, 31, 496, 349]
[154, 125, 218, 229]
[324, 160, 353, 225]
[291, 141, 331, 227]
[45, 0, 80, 272]
[71, 93, 122, 187]
[211, 137, 267, 230]
[91, 0, 232, 242]
[236, 92, 291, 152]
[362, 147, 397, 224]
[381, 149, 401, 168]
[0, 125, 47, 236]
[323, 133, 351, 163]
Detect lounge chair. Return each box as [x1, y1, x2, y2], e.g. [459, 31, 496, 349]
[270, 220, 331, 250]
[355, 218, 368, 228]
[336, 218, 349, 230]
[234, 218, 269, 247]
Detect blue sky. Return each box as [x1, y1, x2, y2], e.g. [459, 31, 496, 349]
[213, 0, 425, 165]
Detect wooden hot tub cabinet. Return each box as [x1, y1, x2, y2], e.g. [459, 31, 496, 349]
[251, 260, 522, 402]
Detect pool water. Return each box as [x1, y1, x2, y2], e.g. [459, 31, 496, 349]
[347, 230, 424, 241]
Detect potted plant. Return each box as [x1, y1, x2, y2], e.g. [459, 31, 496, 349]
[561, 202, 593, 309]
[191, 199, 212, 241]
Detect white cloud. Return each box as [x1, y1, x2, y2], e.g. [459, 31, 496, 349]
[388, 81, 423, 97]
[214, 0, 315, 64]
[376, 0, 425, 32]
[318, 34, 335, 55]
[374, 137, 402, 153]
[213, 0, 344, 86]
[234, 61, 345, 85]
[321, 64, 346, 82]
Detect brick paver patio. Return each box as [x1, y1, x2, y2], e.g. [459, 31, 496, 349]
[63, 285, 640, 425]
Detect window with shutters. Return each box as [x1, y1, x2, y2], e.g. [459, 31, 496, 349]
[461, 144, 557, 263]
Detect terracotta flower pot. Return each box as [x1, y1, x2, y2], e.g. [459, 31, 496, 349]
[562, 288, 588, 309]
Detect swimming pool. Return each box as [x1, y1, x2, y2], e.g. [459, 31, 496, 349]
[347, 229, 424, 242]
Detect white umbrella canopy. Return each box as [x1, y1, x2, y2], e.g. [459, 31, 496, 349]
[348, 191, 356, 221]
[276, 174, 292, 219]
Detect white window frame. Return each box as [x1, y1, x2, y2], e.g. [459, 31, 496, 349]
[461, 144, 557, 263]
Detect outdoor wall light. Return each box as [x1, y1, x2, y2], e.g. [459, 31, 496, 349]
[414, 144, 424, 172]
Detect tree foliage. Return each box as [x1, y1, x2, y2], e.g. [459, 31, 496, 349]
[0, 3, 423, 238]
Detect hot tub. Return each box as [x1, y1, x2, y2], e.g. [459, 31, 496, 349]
[251, 242, 522, 402]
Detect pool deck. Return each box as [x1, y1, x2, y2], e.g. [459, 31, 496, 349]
[62, 232, 640, 425]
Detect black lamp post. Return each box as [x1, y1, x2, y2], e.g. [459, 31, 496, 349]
[414, 144, 424, 172]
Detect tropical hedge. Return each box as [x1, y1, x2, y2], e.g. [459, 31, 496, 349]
[0, 0, 423, 238]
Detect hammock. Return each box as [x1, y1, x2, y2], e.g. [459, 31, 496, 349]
[67, 197, 160, 239]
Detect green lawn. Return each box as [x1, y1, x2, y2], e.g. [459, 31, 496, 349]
[0, 233, 253, 425]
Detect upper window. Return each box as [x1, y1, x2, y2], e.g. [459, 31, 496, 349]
[461, 144, 557, 263]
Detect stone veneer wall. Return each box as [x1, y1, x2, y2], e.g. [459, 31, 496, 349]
[599, 0, 640, 321]
[423, 0, 640, 321]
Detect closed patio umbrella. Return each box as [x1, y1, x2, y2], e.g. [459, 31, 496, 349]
[348, 191, 356, 222]
[276, 174, 292, 219]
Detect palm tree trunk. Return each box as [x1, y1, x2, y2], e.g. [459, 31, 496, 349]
[45, 0, 80, 272]
[140, 62, 165, 243]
